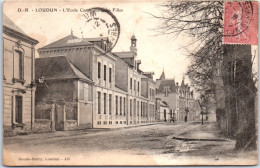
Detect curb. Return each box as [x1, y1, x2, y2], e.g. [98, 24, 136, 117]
[172, 136, 228, 142]
[112, 122, 162, 130]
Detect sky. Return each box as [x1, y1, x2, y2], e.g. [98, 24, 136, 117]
[3, 0, 192, 84]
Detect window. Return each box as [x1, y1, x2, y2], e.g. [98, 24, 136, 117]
[134, 80, 136, 91]
[130, 99, 132, 116]
[120, 97, 122, 115]
[143, 103, 145, 117]
[14, 50, 23, 80]
[104, 65, 106, 81]
[123, 98, 126, 115]
[97, 92, 101, 114]
[164, 87, 169, 97]
[109, 94, 112, 115]
[141, 102, 143, 116]
[116, 96, 118, 115]
[138, 82, 139, 92]
[130, 78, 132, 89]
[98, 62, 101, 79]
[137, 101, 139, 117]
[15, 96, 23, 123]
[104, 93, 106, 114]
[109, 68, 112, 83]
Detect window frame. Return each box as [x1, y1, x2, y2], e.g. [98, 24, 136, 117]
[13, 49, 25, 84]
[98, 62, 101, 79]
[104, 65, 106, 81]
[97, 91, 101, 114]
[109, 67, 112, 83]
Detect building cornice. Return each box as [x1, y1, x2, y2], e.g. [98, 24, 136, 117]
[3, 25, 39, 45]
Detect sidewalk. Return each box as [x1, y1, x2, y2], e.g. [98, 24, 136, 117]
[4, 122, 162, 140]
[173, 122, 229, 141]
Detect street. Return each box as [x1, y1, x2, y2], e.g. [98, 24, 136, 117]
[3, 122, 257, 166]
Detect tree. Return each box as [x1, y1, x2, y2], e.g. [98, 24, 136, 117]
[153, 1, 257, 150]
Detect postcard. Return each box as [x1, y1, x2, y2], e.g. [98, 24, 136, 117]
[2, 0, 258, 166]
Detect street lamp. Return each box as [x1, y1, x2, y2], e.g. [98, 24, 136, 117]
[38, 75, 48, 88]
[39, 76, 44, 84]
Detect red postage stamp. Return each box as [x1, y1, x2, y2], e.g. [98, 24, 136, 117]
[223, 1, 258, 45]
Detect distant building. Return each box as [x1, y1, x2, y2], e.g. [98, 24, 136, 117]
[176, 77, 195, 121]
[156, 71, 196, 121]
[3, 14, 38, 135]
[113, 35, 157, 125]
[156, 70, 177, 120]
[156, 98, 171, 122]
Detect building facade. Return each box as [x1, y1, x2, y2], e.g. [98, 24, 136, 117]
[156, 72, 177, 121]
[35, 56, 94, 131]
[156, 98, 171, 122]
[156, 71, 196, 122]
[3, 14, 39, 135]
[36, 33, 157, 129]
[176, 78, 195, 121]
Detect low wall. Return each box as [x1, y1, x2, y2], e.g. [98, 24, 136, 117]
[64, 120, 78, 130]
[3, 123, 32, 137]
[34, 119, 52, 133]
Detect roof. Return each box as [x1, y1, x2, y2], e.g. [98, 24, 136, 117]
[131, 34, 136, 40]
[159, 71, 165, 80]
[39, 34, 92, 50]
[157, 79, 176, 93]
[84, 37, 109, 42]
[3, 13, 25, 34]
[143, 72, 154, 79]
[113, 51, 134, 58]
[3, 13, 38, 44]
[35, 56, 92, 83]
[115, 85, 127, 94]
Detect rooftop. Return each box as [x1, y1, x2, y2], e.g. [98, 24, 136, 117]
[113, 51, 134, 58]
[35, 56, 92, 83]
[39, 34, 92, 50]
[157, 79, 176, 93]
[3, 13, 38, 44]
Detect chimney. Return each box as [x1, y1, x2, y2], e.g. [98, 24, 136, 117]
[136, 60, 141, 71]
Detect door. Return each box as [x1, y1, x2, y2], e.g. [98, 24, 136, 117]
[55, 105, 65, 130]
[15, 96, 23, 123]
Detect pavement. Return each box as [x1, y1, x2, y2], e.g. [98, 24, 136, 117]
[173, 122, 229, 141]
[3, 121, 257, 166]
[5, 121, 163, 140]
